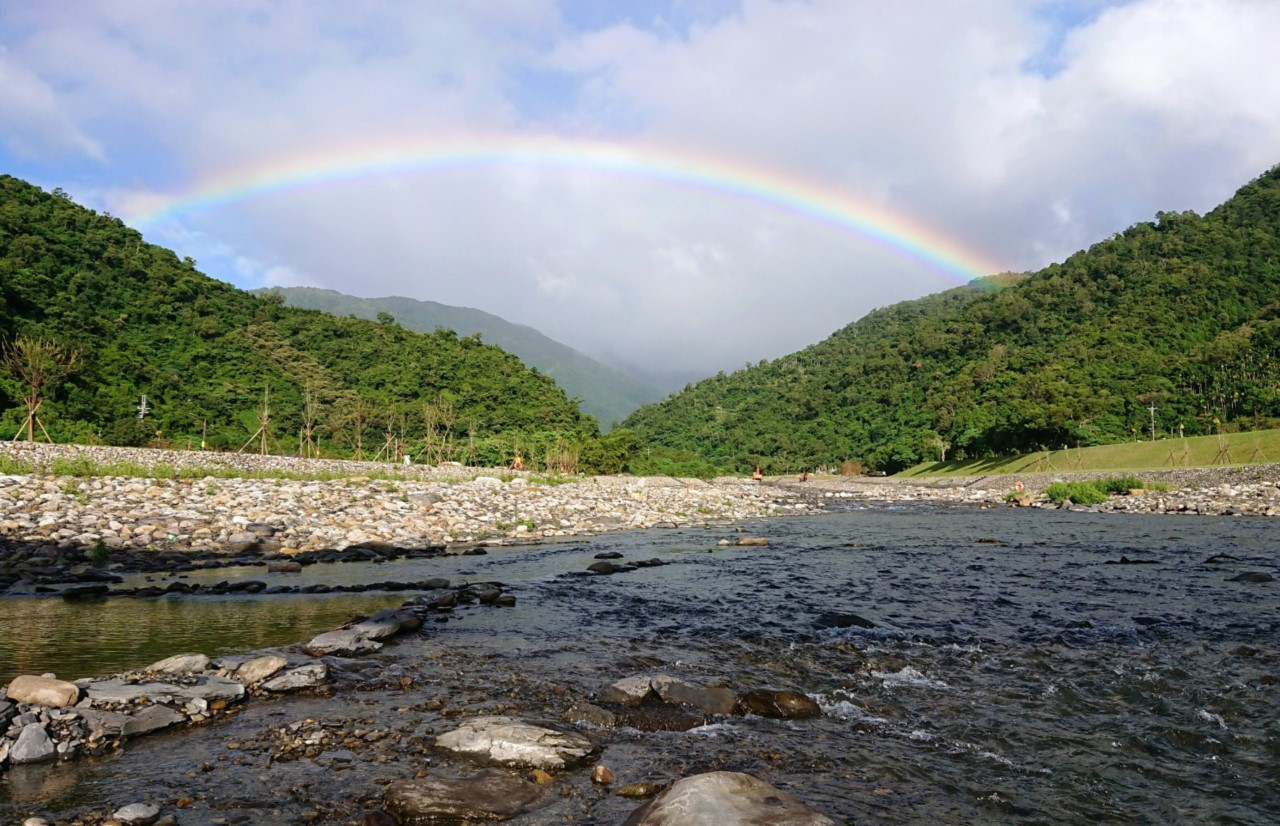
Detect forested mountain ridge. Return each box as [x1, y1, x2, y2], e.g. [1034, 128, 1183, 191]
[623, 165, 1280, 473]
[262, 287, 660, 429]
[0, 175, 595, 458]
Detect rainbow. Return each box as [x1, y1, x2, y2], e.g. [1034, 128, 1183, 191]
[125, 134, 1006, 287]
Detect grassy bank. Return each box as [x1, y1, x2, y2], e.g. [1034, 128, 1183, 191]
[898, 428, 1280, 478]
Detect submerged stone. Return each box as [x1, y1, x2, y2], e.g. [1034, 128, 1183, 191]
[622, 771, 836, 825]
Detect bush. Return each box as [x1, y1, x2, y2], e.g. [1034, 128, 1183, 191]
[1043, 481, 1108, 505]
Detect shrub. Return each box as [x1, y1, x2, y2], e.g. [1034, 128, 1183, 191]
[1043, 481, 1108, 505]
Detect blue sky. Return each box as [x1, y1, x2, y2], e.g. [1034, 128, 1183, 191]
[2, 0, 1278, 384]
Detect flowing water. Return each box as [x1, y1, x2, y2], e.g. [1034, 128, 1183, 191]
[2, 504, 1277, 824]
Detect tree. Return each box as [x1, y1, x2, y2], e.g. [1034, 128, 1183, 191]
[3, 335, 79, 442]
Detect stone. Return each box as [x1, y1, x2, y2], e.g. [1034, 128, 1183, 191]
[653, 678, 737, 715]
[266, 560, 302, 573]
[148, 652, 211, 674]
[435, 716, 595, 770]
[565, 702, 618, 728]
[592, 764, 614, 784]
[812, 611, 876, 630]
[73, 707, 133, 738]
[262, 663, 329, 692]
[622, 771, 836, 825]
[385, 770, 545, 823]
[735, 537, 769, 546]
[1228, 572, 1275, 583]
[303, 628, 384, 657]
[6, 674, 80, 708]
[85, 676, 245, 706]
[121, 705, 186, 737]
[736, 689, 822, 719]
[600, 675, 660, 706]
[233, 655, 289, 685]
[10, 722, 56, 764]
[350, 608, 417, 640]
[112, 803, 161, 825]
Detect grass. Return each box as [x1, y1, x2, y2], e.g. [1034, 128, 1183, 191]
[20, 455, 425, 484]
[898, 428, 1280, 478]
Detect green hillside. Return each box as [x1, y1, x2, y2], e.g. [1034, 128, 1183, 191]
[623, 165, 1280, 473]
[264, 287, 661, 430]
[0, 175, 596, 461]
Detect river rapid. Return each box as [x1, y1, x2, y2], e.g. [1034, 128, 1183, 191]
[2, 503, 1277, 824]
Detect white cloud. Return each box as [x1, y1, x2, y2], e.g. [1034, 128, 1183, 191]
[2, 0, 1279, 383]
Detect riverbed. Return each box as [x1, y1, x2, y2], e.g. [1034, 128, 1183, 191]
[3, 503, 1278, 824]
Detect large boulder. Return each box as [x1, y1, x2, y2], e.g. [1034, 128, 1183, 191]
[736, 689, 822, 719]
[435, 716, 595, 770]
[6, 675, 80, 708]
[623, 771, 836, 825]
[303, 628, 383, 657]
[384, 771, 546, 823]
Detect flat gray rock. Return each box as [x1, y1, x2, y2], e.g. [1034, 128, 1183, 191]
[121, 705, 186, 737]
[303, 628, 383, 657]
[385, 770, 545, 823]
[435, 716, 595, 770]
[85, 676, 245, 706]
[10, 722, 56, 764]
[261, 662, 329, 692]
[600, 675, 660, 706]
[623, 771, 836, 825]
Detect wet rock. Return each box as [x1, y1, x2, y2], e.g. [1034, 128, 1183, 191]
[564, 702, 617, 728]
[622, 771, 836, 825]
[60, 583, 111, 599]
[588, 560, 635, 575]
[434, 716, 595, 770]
[812, 611, 876, 630]
[617, 782, 663, 799]
[594, 551, 624, 559]
[10, 722, 56, 764]
[736, 689, 822, 719]
[112, 803, 161, 825]
[262, 662, 330, 693]
[385, 770, 546, 823]
[233, 654, 289, 686]
[72, 707, 132, 738]
[652, 677, 737, 715]
[266, 560, 302, 573]
[121, 705, 186, 737]
[736, 537, 769, 547]
[600, 675, 660, 706]
[6, 674, 80, 708]
[147, 652, 211, 674]
[592, 764, 614, 784]
[1228, 572, 1275, 583]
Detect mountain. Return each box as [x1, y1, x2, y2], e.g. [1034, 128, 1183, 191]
[0, 175, 595, 460]
[262, 287, 661, 430]
[623, 165, 1280, 473]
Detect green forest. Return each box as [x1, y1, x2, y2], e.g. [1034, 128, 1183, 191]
[0, 175, 629, 469]
[623, 164, 1280, 473]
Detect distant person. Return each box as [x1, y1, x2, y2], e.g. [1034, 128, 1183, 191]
[800, 470, 809, 482]
[752, 465, 763, 481]
[513, 455, 524, 471]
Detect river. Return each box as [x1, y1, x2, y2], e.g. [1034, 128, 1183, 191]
[2, 503, 1277, 824]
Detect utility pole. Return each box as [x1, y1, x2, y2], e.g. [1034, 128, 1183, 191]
[137, 394, 150, 420]
[1147, 402, 1157, 442]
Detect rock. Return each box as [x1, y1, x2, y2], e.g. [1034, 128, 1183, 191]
[23, 818, 51, 826]
[233, 655, 289, 685]
[735, 537, 769, 547]
[85, 676, 245, 706]
[303, 628, 383, 657]
[435, 716, 595, 770]
[600, 675, 659, 706]
[622, 771, 836, 825]
[1012, 493, 1035, 507]
[72, 707, 132, 737]
[262, 663, 330, 692]
[736, 689, 822, 719]
[564, 702, 618, 728]
[266, 560, 302, 573]
[594, 551, 624, 559]
[812, 611, 876, 629]
[112, 803, 161, 825]
[10, 722, 56, 764]
[588, 560, 635, 575]
[385, 770, 546, 823]
[121, 705, 186, 737]
[148, 652, 211, 674]
[617, 782, 663, 799]
[592, 764, 614, 785]
[652, 677, 737, 715]
[6, 674, 80, 708]
[1228, 572, 1275, 583]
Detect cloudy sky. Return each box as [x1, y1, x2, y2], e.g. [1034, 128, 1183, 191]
[3, 1, 1279, 389]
